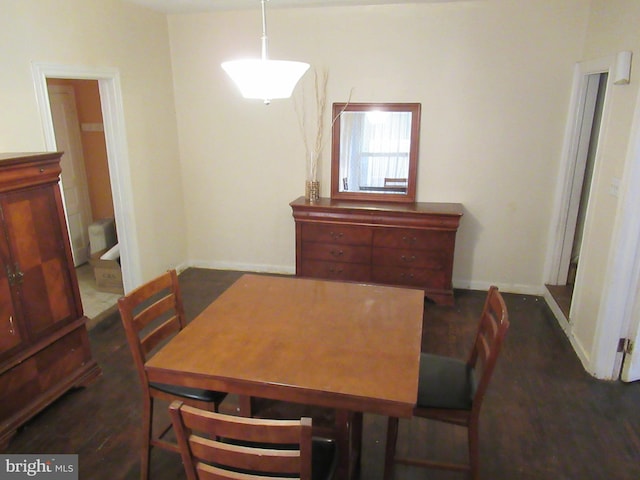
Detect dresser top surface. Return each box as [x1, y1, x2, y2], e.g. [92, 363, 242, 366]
[290, 196, 463, 216]
[0, 152, 62, 164]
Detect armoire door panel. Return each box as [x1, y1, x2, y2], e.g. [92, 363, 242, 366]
[42, 258, 73, 322]
[1, 187, 75, 337]
[0, 277, 21, 356]
[4, 188, 62, 268]
[4, 197, 41, 271]
[20, 259, 74, 337]
[0, 225, 22, 358]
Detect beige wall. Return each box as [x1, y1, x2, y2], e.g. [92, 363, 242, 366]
[169, 0, 590, 289]
[0, 0, 187, 281]
[570, 0, 640, 361]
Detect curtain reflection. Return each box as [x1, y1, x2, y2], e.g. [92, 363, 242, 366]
[339, 111, 411, 193]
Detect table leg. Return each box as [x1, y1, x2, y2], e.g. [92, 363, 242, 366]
[334, 410, 363, 480]
[335, 409, 350, 479]
[237, 395, 254, 417]
[352, 412, 363, 476]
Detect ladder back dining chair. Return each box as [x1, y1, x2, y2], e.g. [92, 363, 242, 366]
[169, 400, 338, 480]
[384, 285, 510, 480]
[118, 269, 228, 480]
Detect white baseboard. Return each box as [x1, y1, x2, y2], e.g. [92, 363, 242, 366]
[453, 278, 544, 296]
[188, 260, 295, 276]
[542, 288, 594, 377]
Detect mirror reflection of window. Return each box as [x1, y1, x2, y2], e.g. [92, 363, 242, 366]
[339, 111, 412, 194]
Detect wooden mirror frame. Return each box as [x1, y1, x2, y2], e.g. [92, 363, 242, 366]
[330, 102, 421, 203]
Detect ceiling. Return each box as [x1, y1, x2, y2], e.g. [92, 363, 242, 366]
[122, 0, 458, 14]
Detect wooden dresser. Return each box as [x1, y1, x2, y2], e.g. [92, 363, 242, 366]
[291, 196, 463, 305]
[0, 152, 101, 448]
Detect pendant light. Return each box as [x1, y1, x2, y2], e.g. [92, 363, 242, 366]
[222, 0, 310, 105]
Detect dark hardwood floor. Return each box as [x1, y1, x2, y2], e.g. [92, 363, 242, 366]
[5, 268, 640, 479]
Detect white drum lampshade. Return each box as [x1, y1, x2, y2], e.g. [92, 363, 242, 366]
[222, 0, 309, 104]
[222, 59, 309, 103]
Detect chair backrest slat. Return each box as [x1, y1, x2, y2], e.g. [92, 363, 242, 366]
[141, 316, 181, 356]
[181, 407, 304, 443]
[133, 293, 180, 332]
[170, 401, 313, 480]
[190, 437, 301, 474]
[118, 270, 186, 388]
[469, 286, 509, 411]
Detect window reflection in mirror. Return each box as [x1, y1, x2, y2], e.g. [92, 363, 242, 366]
[331, 103, 420, 203]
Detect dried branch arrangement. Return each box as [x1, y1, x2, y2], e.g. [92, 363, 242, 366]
[294, 68, 329, 182]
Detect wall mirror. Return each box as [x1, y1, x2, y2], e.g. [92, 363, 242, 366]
[331, 102, 421, 203]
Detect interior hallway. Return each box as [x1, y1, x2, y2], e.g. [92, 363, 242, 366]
[76, 263, 121, 329]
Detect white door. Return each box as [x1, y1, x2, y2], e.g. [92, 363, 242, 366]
[614, 54, 640, 382]
[48, 84, 93, 266]
[552, 74, 603, 286]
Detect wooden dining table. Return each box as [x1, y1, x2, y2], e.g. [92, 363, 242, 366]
[145, 274, 424, 479]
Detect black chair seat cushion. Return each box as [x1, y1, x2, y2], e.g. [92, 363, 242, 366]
[311, 437, 338, 480]
[417, 353, 476, 410]
[150, 382, 227, 404]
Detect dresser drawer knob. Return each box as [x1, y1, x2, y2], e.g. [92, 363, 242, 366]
[330, 250, 344, 257]
[402, 236, 417, 244]
[400, 273, 415, 279]
[400, 255, 416, 262]
[328, 267, 343, 274]
[329, 232, 344, 240]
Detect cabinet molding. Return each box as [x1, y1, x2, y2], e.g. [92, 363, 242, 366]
[290, 197, 463, 305]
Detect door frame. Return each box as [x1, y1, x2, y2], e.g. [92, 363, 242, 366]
[31, 62, 141, 292]
[544, 57, 612, 289]
[544, 53, 640, 379]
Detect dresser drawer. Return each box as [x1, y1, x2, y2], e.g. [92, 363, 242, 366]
[302, 242, 371, 264]
[291, 197, 462, 305]
[0, 357, 39, 420]
[0, 327, 88, 420]
[373, 229, 455, 251]
[372, 248, 444, 269]
[300, 260, 371, 282]
[301, 224, 372, 246]
[372, 266, 450, 289]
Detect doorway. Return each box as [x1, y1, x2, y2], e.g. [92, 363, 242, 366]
[546, 73, 608, 319]
[46, 78, 121, 320]
[32, 62, 142, 308]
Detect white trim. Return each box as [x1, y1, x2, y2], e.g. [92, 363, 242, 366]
[544, 56, 613, 285]
[30, 62, 141, 292]
[596, 79, 640, 380]
[454, 279, 543, 296]
[542, 289, 591, 368]
[190, 259, 295, 275]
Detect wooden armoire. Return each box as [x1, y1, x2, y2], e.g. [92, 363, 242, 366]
[0, 152, 101, 448]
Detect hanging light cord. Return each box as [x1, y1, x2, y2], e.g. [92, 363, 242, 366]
[260, 0, 269, 62]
